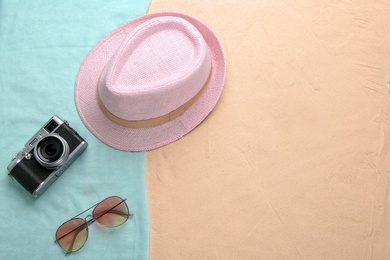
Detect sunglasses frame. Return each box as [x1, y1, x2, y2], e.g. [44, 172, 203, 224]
[55, 196, 131, 255]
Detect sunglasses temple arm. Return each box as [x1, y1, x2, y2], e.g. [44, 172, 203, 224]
[91, 198, 132, 223]
[85, 210, 130, 226]
[72, 198, 128, 219]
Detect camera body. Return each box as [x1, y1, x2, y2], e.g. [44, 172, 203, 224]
[7, 116, 88, 197]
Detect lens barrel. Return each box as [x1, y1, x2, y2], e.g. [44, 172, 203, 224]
[34, 134, 69, 169]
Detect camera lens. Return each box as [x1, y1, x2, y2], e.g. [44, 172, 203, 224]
[45, 144, 57, 156]
[40, 137, 63, 161]
[34, 135, 69, 169]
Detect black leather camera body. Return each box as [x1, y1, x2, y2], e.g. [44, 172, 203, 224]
[7, 116, 88, 197]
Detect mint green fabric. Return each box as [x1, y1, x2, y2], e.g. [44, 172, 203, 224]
[0, 1, 150, 259]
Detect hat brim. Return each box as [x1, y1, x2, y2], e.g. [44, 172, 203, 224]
[75, 12, 226, 151]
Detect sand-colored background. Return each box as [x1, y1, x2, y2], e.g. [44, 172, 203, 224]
[146, 1, 390, 259]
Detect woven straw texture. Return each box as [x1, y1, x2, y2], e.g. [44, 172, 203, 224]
[75, 12, 226, 151]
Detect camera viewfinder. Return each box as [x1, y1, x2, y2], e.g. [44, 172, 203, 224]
[44, 120, 58, 133]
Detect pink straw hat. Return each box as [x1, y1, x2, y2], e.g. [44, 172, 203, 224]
[75, 12, 225, 151]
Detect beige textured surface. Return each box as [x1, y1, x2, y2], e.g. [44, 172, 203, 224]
[146, 1, 390, 259]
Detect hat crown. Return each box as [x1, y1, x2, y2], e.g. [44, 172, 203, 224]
[98, 16, 211, 121]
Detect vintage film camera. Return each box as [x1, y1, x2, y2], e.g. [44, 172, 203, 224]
[7, 116, 88, 197]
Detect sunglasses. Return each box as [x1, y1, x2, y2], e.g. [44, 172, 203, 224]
[55, 196, 131, 254]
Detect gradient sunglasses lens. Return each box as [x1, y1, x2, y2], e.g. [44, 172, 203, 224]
[56, 218, 88, 254]
[92, 196, 129, 227]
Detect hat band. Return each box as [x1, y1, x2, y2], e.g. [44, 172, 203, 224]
[97, 73, 211, 128]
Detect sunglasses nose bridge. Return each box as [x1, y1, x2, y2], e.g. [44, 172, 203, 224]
[85, 215, 95, 226]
